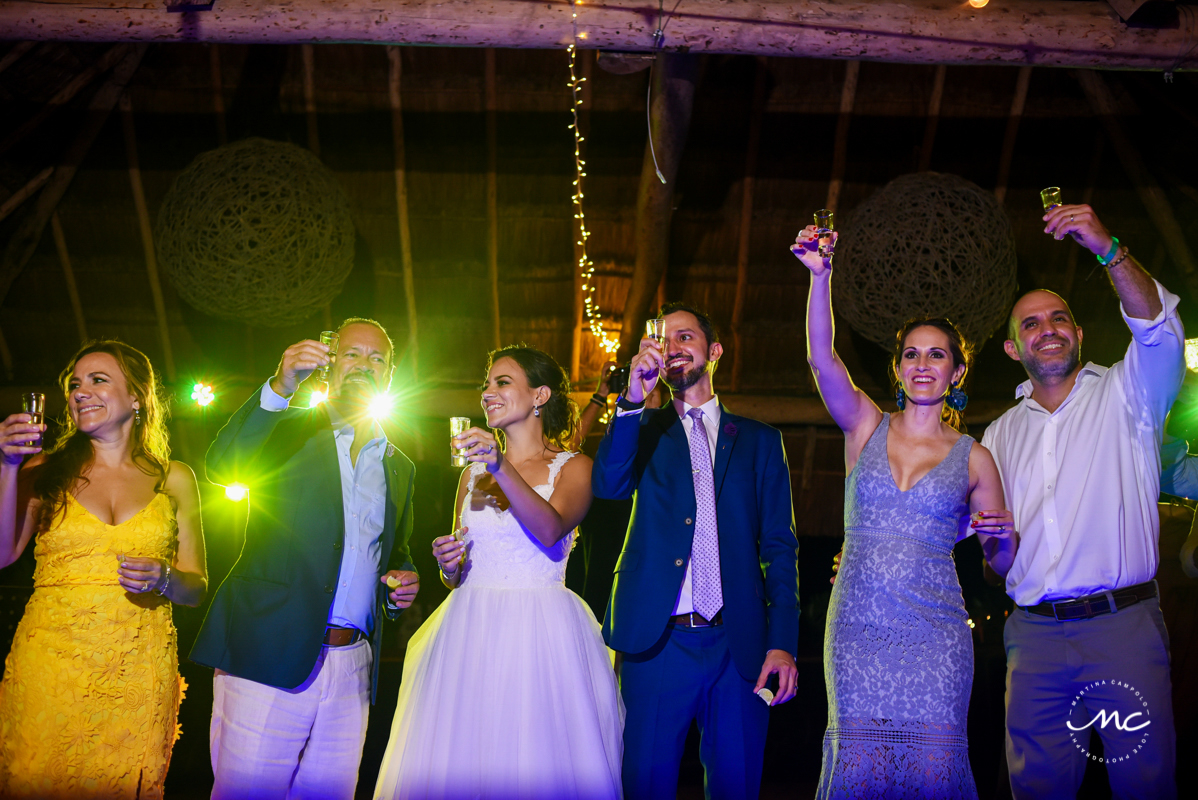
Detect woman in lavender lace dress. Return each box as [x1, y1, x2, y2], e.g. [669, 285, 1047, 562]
[794, 226, 1018, 799]
[373, 345, 623, 800]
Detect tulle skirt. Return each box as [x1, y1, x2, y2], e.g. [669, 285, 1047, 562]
[373, 583, 625, 800]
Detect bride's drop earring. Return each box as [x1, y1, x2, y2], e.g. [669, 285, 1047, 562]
[533, 405, 540, 417]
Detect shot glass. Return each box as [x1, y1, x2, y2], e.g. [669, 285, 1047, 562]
[814, 209, 835, 258]
[21, 392, 45, 447]
[1040, 187, 1062, 211]
[450, 417, 471, 467]
[319, 331, 339, 382]
[646, 318, 665, 343]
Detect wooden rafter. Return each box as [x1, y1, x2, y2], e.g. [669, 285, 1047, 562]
[0, 44, 147, 313]
[1, 0, 1194, 70]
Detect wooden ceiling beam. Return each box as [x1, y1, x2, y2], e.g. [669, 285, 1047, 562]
[0, 0, 1193, 70]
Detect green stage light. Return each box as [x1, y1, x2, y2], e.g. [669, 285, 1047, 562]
[368, 393, 395, 420]
[191, 382, 216, 407]
[309, 388, 328, 407]
[1186, 338, 1198, 373]
[224, 483, 248, 502]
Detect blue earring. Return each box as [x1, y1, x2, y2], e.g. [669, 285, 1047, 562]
[895, 387, 907, 410]
[946, 381, 969, 412]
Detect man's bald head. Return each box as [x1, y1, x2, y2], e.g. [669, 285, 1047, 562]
[1008, 290, 1073, 342]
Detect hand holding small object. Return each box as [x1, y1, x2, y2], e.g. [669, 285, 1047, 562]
[0, 413, 45, 466]
[432, 527, 467, 582]
[118, 556, 166, 594]
[454, 427, 502, 474]
[626, 337, 664, 404]
[790, 225, 837, 276]
[271, 339, 332, 397]
[381, 569, 420, 608]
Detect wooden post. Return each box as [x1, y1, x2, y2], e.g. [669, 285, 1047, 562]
[0, 325, 12, 381]
[485, 48, 501, 350]
[210, 44, 228, 145]
[0, 45, 146, 311]
[302, 44, 320, 156]
[617, 53, 699, 361]
[1076, 69, 1198, 302]
[994, 66, 1033, 205]
[0, 166, 53, 224]
[121, 92, 176, 382]
[918, 64, 946, 172]
[50, 213, 88, 344]
[731, 57, 768, 393]
[1061, 132, 1104, 299]
[387, 46, 419, 378]
[825, 60, 859, 212]
[569, 49, 592, 384]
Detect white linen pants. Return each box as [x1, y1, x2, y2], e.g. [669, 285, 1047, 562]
[210, 639, 372, 800]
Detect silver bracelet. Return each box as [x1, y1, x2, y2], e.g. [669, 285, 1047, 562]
[154, 563, 172, 597]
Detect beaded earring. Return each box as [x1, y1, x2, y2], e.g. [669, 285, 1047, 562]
[533, 405, 540, 417]
[946, 381, 969, 412]
[895, 387, 907, 411]
[134, 407, 142, 425]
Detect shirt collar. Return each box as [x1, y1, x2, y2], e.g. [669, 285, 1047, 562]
[1014, 362, 1107, 403]
[674, 394, 721, 422]
[328, 408, 389, 452]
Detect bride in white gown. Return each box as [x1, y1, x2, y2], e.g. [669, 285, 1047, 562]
[374, 345, 624, 800]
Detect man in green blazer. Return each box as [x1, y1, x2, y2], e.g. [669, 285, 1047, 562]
[191, 318, 419, 800]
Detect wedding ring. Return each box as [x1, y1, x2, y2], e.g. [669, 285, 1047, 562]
[1069, 215, 1075, 222]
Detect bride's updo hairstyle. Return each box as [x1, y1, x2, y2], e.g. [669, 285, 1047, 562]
[486, 344, 579, 452]
[890, 317, 975, 432]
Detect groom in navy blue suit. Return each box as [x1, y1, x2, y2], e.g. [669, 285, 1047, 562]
[593, 303, 799, 799]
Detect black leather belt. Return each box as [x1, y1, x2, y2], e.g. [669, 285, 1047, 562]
[323, 625, 365, 646]
[1022, 580, 1157, 621]
[668, 611, 723, 628]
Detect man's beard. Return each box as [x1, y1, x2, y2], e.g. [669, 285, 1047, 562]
[665, 358, 706, 392]
[1020, 339, 1081, 384]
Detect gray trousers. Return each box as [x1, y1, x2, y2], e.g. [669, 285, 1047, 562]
[1004, 596, 1176, 800]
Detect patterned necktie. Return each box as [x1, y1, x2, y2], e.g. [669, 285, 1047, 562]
[686, 408, 723, 621]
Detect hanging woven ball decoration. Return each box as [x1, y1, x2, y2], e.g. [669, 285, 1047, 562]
[831, 172, 1017, 349]
[155, 138, 355, 327]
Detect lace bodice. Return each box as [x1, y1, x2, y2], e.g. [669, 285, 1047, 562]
[458, 451, 577, 589]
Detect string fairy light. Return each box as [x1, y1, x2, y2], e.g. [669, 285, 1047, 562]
[568, 0, 620, 355]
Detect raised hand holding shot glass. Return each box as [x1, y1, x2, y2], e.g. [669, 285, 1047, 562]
[21, 393, 45, 447]
[815, 208, 835, 258]
[450, 417, 471, 467]
[318, 331, 339, 382]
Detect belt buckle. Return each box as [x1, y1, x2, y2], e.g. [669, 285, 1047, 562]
[1052, 602, 1064, 621]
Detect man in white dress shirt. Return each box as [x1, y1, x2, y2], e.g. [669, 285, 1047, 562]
[982, 204, 1181, 798]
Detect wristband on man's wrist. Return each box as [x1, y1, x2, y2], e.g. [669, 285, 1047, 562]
[589, 393, 607, 408]
[616, 394, 646, 411]
[1106, 247, 1131, 271]
[1097, 236, 1121, 266]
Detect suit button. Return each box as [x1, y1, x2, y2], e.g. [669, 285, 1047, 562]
[324, 584, 334, 593]
[674, 559, 684, 567]
[685, 517, 693, 525]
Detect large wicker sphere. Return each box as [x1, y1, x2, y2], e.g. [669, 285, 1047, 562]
[156, 138, 355, 327]
[832, 172, 1017, 349]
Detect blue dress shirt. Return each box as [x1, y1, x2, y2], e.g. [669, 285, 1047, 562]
[260, 381, 389, 636]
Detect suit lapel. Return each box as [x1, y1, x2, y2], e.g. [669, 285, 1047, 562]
[382, 445, 403, 555]
[713, 406, 741, 500]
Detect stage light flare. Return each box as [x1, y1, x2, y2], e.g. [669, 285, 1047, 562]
[368, 393, 395, 420]
[1185, 338, 1198, 372]
[224, 483, 248, 502]
[191, 382, 216, 407]
[309, 388, 328, 407]
[968, 0, 989, 8]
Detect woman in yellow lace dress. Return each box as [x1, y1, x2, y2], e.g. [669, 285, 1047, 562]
[0, 341, 207, 799]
